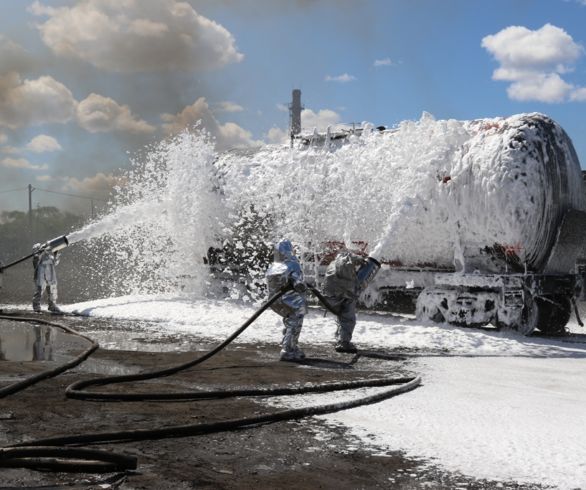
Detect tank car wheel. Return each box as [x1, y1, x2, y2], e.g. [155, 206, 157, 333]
[535, 295, 571, 336]
[497, 295, 539, 336]
[516, 301, 539, 336]
[415, 290, 445, 323]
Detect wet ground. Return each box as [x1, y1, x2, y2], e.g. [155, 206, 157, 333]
[0, 312, 545, 489]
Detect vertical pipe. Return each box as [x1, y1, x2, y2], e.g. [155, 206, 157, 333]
[28, 184, 34, 238]
[290, 89, 302, 137]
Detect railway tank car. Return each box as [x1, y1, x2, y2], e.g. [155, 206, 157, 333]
[213, 113, 586, 335]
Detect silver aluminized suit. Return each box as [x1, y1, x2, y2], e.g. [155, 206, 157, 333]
[266, 239, 307, 361]
[32, 246, 61, 313]
[322, 251, 367, 348]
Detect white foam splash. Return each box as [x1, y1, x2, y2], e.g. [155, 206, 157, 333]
[72, 113, 583, 300]
[77, 130, 226, 297]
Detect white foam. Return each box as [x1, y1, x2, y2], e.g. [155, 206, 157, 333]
[69, 113, 583, 299]
[75, 130, 226, 297]
[62, 296, 586, 490]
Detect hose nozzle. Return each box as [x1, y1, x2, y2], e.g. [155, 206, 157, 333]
[44, 235, 69, 253]
[356, 257, 381, 293]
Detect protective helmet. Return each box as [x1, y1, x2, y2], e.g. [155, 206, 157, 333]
[274, 239, 294, 262]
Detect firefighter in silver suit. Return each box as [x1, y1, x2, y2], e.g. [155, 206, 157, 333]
[266, 239, 308, 361]
[322, 251, 368, 353]
[32, 244, 62, 314]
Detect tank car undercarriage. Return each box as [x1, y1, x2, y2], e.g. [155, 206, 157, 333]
[415, 272, 578, 336]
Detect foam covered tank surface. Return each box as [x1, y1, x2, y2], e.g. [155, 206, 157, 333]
[219, 112, 585, 272]
[71, 112, 585, 301]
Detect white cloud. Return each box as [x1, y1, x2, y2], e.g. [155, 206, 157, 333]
[34, 171, 122, 196]
[0, 133, 6, 144]
[265, 127, 289, 144]
[1, 157, 48, 170]
[507, 73, 573, 103]
[570, 87, 586, 101]
[325, 73, 356, 83]
[26, 134, 62, 153]
[264, 106, 345, 143]
[1, 146, 19, 155]
[482, 24, 582, 72]
[161, 97, 260, 151]
[214, 101, 244, 113]
[64, 172, 122, 196]
[482, 24, 586, 103]
[30, 0, 244, 73]
[0, 73, 76, 129]
[276, 103, 289, 112]
[301, 108, 343, 132]
[0, 35, 34, 74]
[76, 93, 156, 134]
[35, 175, 59, 182]
[374, 57, 394, 67]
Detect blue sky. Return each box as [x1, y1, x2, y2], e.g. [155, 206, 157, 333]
[1, 0, 585, 213]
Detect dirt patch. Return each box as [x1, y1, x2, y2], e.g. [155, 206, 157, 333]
[0, 315, 540, 489]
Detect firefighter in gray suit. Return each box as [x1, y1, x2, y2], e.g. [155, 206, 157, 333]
[322, 251, 368, 353]
[266, 239, 308, 361]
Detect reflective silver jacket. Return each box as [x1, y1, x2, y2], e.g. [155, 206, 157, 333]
[33, 249, 60, 287]
[266, 239, 307, 317]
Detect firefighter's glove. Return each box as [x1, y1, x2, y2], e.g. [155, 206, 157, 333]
[293, 281, 308, 293]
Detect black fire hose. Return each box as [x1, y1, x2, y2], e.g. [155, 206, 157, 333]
[308, 285, 341, 316]
[0, 251, 36, 273]
[66, 285, 344, 401]
[0, 284, 421, 473]
[65, 283, 294, 400]
[0, 446, 137, 473]
[8, 376, 420, 448]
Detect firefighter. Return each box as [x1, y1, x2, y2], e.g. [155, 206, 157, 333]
[32, 243, 62, 314]
[265, 239, 308, 361]
[322, 250, 368, 353]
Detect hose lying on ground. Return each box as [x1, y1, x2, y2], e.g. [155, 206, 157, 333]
[65, 284, 296, 401]
[7, 376, 420, 448]
[0, 446, 137, 472]
[0, 285, 421, 473]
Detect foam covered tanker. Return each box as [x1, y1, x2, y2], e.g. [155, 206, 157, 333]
[365, 112, 585, 273]
[215, 112, 586, 335]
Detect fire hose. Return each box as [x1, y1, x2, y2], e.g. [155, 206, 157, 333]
[0, 284, 421, 474]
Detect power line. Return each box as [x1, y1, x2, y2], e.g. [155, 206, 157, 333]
[0, 186, 27, 194]
[33, 187, 108, 202]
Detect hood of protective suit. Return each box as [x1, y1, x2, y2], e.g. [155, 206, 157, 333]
[274, 239, 296, 262]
